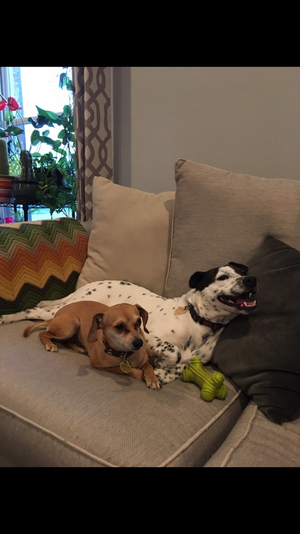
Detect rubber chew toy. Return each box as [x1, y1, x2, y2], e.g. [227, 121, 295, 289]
[181, 357, 228, 401]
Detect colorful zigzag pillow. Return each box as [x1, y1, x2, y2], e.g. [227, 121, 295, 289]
[0, 218, 88, 315]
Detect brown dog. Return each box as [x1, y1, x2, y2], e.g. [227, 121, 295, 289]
[23, 301, 161, 390]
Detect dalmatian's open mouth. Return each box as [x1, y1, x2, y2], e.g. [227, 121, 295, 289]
[217, 292, 257, 310]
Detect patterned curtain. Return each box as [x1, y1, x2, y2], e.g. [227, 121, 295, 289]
[73, 67, 113, 222]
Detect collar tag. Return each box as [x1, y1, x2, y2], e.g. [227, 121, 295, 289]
[174, 306, 188, 316]
[120, 358, 132, 374]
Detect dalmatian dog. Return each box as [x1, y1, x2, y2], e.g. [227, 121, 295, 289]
[0, 262, 257, 384]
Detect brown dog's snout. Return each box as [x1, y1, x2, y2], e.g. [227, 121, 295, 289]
[132, 337, 143, 350]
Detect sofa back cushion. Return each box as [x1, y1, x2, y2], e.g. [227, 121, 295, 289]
[0, 218, 88, 315]
[165, 159, 300, 297]
[77, 177, 175, 296]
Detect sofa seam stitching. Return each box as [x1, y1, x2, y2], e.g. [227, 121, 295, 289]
[219, 404, 258, 467]
[158, 389, 242, 467]
[0, 403, 116, 467]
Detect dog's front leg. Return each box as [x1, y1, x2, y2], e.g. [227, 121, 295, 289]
[90, 360, 143, 380]
[146, 333, 189, 367]
[104, 366, 143, 380]
[146, 333, 181, 367]
[191, 330, 223, 364]
[154, 364, 187, 384]
[142, 360, 161, 390]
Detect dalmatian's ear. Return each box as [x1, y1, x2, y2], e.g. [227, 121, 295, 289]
[189, 267, 220, 291]
[189, 272, 205, 289]
[228, 262, 249, 275]
[135, 304, 149, 334]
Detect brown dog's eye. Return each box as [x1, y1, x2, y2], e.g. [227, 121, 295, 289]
[136, 319, 141, 328]
[115, 323, 124, 330]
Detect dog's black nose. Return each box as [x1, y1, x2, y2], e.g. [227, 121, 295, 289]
[243, 276, 257, 287]
[132, 337, 143, 349]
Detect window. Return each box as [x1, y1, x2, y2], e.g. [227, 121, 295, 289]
[0, 67, 74, 222]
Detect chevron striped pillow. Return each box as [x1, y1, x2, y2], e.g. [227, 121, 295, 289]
[0, 218, 88, 315]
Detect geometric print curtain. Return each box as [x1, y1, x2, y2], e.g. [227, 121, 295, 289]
[73, 67, 113, 222]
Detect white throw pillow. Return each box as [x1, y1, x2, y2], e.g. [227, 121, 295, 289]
[77, 176, 175, 296]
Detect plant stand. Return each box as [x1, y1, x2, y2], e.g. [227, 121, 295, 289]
[12, 180, 39, 205]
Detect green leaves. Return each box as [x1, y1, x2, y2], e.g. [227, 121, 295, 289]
[6, 125, 23, 137]
[31, 130, 40, 146]
[63, 105, 71, 117]
[30, 92, 76, 215]
[59, 71, 75, 93]
[36, 106, 58, 121]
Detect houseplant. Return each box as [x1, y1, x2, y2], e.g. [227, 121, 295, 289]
[29, 102, 76, 216]
[0, 69, 76, 216]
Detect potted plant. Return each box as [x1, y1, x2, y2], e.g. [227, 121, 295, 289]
[0, 69, 76, 216]
[29, 102, 76, 216]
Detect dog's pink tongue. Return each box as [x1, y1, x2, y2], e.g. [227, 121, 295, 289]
[235, 295, 256, 308]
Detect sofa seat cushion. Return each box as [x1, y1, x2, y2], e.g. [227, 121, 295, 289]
[0, 218, 88, 315]
[0, 321, 247, 467]
[204, 401, 300, 467]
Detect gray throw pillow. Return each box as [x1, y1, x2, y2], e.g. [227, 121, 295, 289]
[212, 236, 300, 425]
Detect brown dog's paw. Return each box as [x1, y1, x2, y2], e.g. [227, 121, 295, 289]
[64, 342, 87, 354]
[142, 362, 161, 390]
[45, 342, 58, 352]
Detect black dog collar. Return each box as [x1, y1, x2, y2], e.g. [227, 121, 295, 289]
[187, 304, 224, 332]
[102, 338, 133, 359]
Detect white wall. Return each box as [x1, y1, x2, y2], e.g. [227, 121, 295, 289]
[112, 67, 300, 193]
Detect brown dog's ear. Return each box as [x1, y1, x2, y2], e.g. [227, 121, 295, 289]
[135, 304, 149, 334]
[87, 313, 104, 343]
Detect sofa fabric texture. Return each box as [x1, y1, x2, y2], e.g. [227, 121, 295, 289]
[0, 321, 246, 467]
[204, 402, 300, 467]
[77, 176, 175, 296]
[0, 218, 88, 314]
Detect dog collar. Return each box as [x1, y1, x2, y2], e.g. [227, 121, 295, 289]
[102, 338, 133, 359]
[187, 304, 224, 332]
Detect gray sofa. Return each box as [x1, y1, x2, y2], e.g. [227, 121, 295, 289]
[1, 159, 300, 467]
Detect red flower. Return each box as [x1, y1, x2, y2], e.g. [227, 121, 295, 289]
[7, 97, 22, 111]
[0, 100, 6, 111]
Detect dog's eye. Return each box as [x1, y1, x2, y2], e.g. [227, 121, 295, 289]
[136, 319, 142, 328]
[115, 323, 124, 330]
[217, 275, 229, 281]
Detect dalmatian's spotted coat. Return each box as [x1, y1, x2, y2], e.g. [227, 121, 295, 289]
[0, 262, 257, 385]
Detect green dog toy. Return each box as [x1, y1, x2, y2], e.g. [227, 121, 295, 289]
[181, 357, 228, 401]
